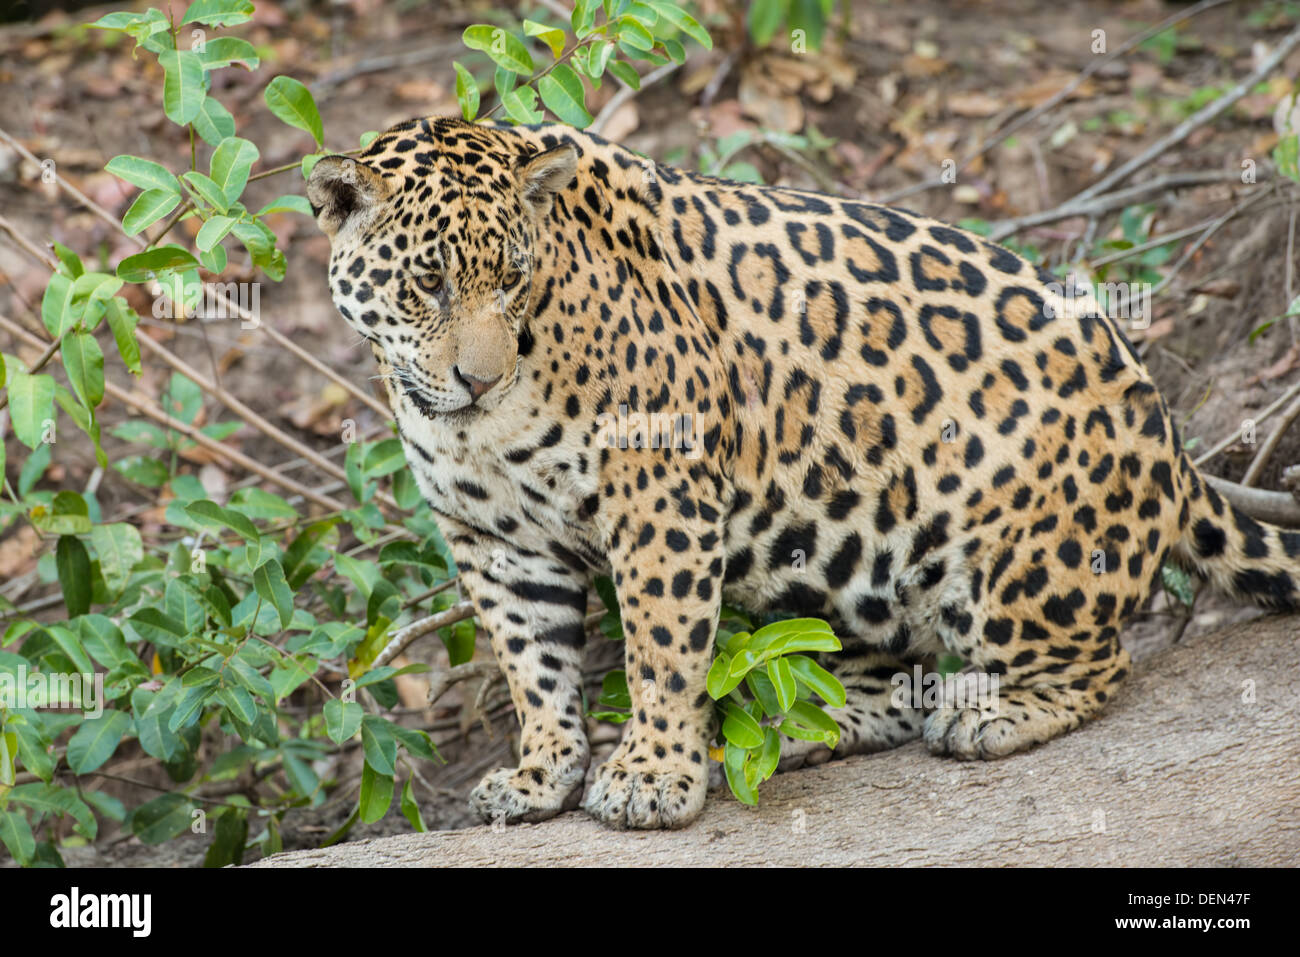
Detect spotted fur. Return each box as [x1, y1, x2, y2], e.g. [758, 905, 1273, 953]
[308, 117, 1300, 830]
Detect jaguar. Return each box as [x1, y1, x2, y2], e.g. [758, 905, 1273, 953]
[306, 115, 1300, 830]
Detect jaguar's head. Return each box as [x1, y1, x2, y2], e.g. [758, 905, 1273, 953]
[307, 117, 577, 415]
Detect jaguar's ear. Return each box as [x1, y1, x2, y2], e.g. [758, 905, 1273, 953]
[517, 144, 578, 219]
[306, 156, 391, 238]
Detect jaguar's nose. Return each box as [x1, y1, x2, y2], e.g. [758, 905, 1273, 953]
[453, 366, 501, 402]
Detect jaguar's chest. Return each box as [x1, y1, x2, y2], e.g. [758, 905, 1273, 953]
[394, 404, 606, 565]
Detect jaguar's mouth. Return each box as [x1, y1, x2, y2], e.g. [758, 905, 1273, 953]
[392, 366, 484, 418]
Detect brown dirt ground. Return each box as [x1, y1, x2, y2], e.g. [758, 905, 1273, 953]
[1, 0, 1298, 865]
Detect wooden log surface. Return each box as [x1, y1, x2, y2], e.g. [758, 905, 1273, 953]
[252, 615, 1300, 867]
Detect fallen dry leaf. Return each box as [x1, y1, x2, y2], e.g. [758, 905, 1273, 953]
[1190, 278, 1241, 299]
[947, 91, 1005, 118]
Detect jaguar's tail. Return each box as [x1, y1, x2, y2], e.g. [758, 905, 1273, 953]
[1172, 459, 1300, 612]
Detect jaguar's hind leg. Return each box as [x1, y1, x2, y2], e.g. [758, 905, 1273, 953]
[924, 628, 1130, 759]
[779, 650, 925, 771]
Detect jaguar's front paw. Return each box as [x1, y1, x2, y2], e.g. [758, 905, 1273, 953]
[582, 749, 707, 830]
[470, 762, 586, 825]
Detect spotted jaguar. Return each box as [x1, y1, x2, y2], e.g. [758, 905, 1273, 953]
[307, 116, 1300, 830]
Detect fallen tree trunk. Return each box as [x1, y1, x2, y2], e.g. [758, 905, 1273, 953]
[253, 616, 1300, 867]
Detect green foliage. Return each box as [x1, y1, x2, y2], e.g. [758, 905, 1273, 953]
[746, 0, 838, 51]
[451, 0, 712, 127]
[589, 584, 846, 806]
[0, 0, 456, 868]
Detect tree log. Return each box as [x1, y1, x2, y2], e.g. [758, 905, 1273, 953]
[252, 616, 1300, 867]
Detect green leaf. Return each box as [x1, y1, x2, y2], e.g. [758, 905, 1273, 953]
[779, 700, 841, 748]
[116, 245, 199, 282]
[324, 699, 363, 744]
[748, 0, 788, 47]
[196, 215, 235, 252]
[767, 657, 797, 712]
[230, 220, 285, 281]
[586, 40, 615, 79]
[1161, 562, 1196, 608]
[755, 726, 781, 781]
[62, 331, 104, 411]
[158, 49, 206, 126]
[607, 59, 641, 89]
[400, 777, 426, 832]
[453, 61, 480, 121]
[442, 618, 476, 666]
[745, 669, 782, 716]
[168, 684, 214, 732]
[363, 438, 407, 477]
[183, 0, 254, 26]
[0, 807, 36, 865]
[500, 85, 544, 124]
[263, 76, 324, 146]
[7, 369, 55, 449]
[228, 487, 297, 521]
[89, 11, 146, 31]
[707, 651, 743, 698]
[722, 741, 758, 806]
[721, 701, 765, 749]
[200, 243, 228, 274]
[11, 781, 97, 840]
[105, 154, 181, 194]
[253, 558, 294, 629]
[523, 18, 566, 58]
[79, 614, 133, 670]
[282, 518, 339, 589]
[184, 499, 262, 546]
[395, 726, 440, 763]
[72, 271, 125, 311]
[615, 17, 655, 51]
[462, 25, 535, 75]
[130, 793, 195, 844]
[203, 807, 248, 867]
[55, 535, 92, 617]
[126, 607, 189, 648]
[572, 0, 600, 37]
[51, 241, 84, 277]
[215, 686, 258, 724]
[360, 714, 398, 776]
[181, 172, 229, 215]
[209, 136, 260, 206]
[192, 95, 237, 146]
[254, 194, 313, 217]
[40, 273, 77, 337]
[650, 2, 713, 49]
[122, 188, 182, 237]
[67, 709, 131, 774]
[11, 720, 54, 782]
[114, 455, 170, 487]
[787, 654, 846, 707]
[90, 523, 143, 596]
[787, 0, 825, 51]
[196, 36, 259, 70]
[358, 762, 394, 824]
[538, 64, 594, 128]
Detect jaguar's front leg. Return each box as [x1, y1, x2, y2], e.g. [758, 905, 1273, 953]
[438, 517, 592, 824]
[583, 498, 724, 830]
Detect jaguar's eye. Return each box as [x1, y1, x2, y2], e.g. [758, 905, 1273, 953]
[414, 272, 443, 295]
[502, 267, 523, 290]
